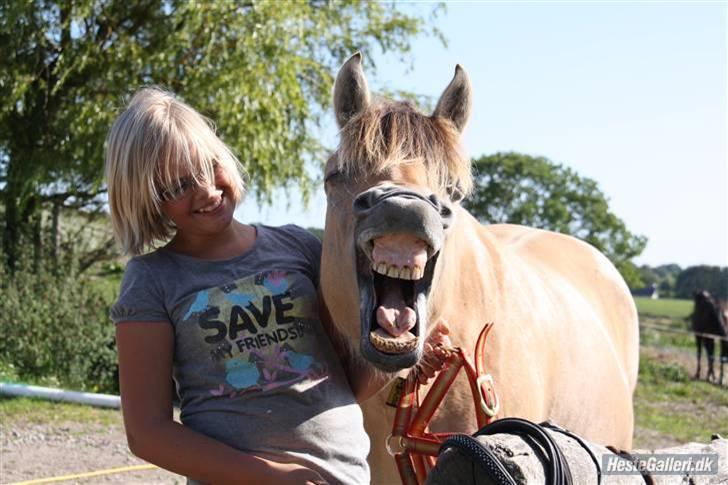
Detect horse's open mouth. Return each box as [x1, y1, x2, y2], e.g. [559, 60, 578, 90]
[357, 234, 437, 371]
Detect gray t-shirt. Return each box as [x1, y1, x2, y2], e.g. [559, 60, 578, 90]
[111, 224, 370, 484]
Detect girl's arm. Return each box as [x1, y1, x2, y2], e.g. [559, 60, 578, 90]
[116, 322, 325, 485]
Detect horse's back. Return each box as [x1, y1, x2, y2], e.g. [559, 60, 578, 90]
[482, 222, 639, 386]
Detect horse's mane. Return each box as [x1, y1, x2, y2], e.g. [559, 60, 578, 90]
[336, 99, 473, 197]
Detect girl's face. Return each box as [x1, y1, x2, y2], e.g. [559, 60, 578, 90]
[159, 162, 237, 241]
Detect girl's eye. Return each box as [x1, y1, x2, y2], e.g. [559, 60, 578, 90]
[159, 176, 196, 201]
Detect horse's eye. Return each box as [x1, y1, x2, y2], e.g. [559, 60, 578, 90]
[324, 170, 342, 185]
[448, 183, 464, 203]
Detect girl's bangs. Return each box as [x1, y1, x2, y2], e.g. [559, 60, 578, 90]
[153, 120, 219, 202]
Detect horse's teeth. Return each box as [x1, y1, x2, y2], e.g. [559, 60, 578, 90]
[371, 262, 424, 280]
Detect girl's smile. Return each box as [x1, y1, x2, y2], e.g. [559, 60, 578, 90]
[194, 194, 224, 214]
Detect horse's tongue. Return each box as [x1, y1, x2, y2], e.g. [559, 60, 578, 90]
[376, 278, 416, 337]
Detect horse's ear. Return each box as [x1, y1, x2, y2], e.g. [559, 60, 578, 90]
[333, 52, 371, 129]
[432, 65, 472, 133]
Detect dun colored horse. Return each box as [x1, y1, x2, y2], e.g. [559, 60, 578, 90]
[319, 53, 639, 483]
[692, 289, 728, 385]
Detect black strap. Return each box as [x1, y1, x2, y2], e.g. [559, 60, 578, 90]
[439, 418, 576, 485]
[474, 418, 573, 485]
[540, 421, 602, 484]
[439, 434, 517, 485]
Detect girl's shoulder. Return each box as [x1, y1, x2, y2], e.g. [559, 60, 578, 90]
[121, 248, 190, 289]
[255, 224, 321, 251]
[125, 247, 174, 272]
[253, 224, 321, 276]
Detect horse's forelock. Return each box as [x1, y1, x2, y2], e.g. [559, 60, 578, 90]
[336, 100, 472, 197]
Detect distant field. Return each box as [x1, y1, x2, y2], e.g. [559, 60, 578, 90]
[634, 297, 692, 319]
[634, 348, 728, 447]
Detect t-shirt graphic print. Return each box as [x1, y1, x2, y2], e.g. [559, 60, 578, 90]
[181, 269, 329, 399]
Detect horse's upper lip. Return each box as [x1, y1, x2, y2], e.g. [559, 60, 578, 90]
[357, 228, 436, 263]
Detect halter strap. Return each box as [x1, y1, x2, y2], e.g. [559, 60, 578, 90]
[389, 322, 500, 484]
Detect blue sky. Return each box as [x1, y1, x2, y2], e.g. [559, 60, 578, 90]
[238, 1, 727, 268]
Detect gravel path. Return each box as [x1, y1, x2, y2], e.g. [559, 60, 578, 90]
[1, 412, 183, 484]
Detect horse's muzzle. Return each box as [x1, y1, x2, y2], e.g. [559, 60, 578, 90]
[351, 185, 454, 371]
[352, 185, 453, 256]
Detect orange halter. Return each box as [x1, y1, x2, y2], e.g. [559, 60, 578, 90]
[386, 322, 500, 485]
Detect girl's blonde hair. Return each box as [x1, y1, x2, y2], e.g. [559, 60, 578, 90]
[105, 87, 245, 255]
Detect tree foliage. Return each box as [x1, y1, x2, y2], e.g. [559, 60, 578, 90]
[464, 152, 648, 287]
[0, 232, 117, 392]
[0, 0, 440, 269]
[675, 265, 728, 301]
[638, 264, 682, 297]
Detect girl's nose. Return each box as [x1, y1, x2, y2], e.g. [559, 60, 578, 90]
[196, 177, 221, 196]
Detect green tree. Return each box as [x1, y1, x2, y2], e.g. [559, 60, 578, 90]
[464, 152, 648, 288]
[637, 264, 682, 297]
[675, 265, 728, 300]
[0, 0, 441, 270]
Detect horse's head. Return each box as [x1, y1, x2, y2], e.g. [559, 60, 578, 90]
[694, 289, 714, 306]
[320, 53, 473, 372]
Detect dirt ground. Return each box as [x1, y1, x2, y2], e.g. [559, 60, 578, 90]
[0, 407, 689, 485]
[0, 401, 681, 485]
[1, 416, 183, 484]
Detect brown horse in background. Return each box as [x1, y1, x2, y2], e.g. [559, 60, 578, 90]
[692, 289, 728, 385]
[319, 53, 639, 483]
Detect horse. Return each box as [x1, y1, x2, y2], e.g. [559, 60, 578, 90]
[691, 289, 728, 385]
[319, 53, 639, 483]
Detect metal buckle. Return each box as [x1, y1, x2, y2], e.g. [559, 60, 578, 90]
[476, 374, 500, 417]
[386, 433, 407, 456]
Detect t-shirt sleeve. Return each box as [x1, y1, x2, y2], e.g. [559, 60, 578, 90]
[283, 225, 322, 287]
[110, 257, 169, 323]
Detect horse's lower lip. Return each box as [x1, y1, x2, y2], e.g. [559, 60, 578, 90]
[369, 329, 419, 354]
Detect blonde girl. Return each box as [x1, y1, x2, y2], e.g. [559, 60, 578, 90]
[106, 87, 370, 484]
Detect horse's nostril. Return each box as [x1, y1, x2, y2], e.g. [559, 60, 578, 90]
[353, 193, 373, 213]
[353, 187, 390, 214]
[426, 194, 453, 219]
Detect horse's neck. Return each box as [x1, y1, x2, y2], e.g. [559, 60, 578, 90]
[429, 209, 502, 317]
[695, 299, 728, 334]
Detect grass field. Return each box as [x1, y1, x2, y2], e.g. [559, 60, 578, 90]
[634, 297, 692, 319]
[632, 295, 727, 448]
[634, 349, 728, 446]
[0, 395, 120, 426]
[635, 297, 695, 348]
